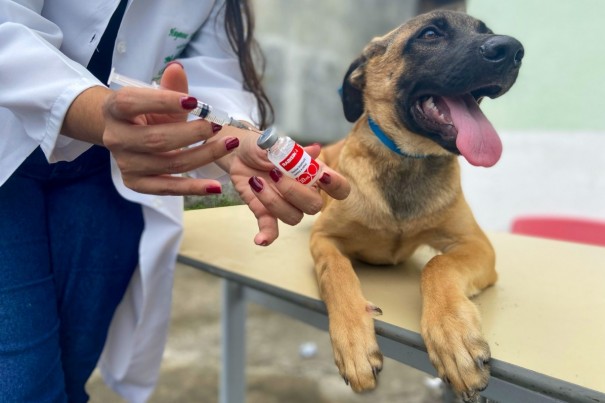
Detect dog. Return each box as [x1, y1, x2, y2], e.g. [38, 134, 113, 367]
[309, 10, 523, 401]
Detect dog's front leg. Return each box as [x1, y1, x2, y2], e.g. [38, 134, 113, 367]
[311, 234, 383, 393]
[421, 234, 497, 401]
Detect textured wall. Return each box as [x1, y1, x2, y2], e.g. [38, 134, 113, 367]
[254, 0, 418, 144]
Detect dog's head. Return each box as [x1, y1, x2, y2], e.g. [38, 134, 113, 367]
[341, 10, 524, 167]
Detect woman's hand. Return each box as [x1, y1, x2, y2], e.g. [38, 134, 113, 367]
[101, 63, 240, 195]
[219, 131, 350, 246]
[99, 62, 351, 245]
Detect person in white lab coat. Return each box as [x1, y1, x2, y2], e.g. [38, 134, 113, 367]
[0, 1, 350, 402]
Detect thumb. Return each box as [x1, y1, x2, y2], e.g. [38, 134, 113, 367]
[160, 61, 189, 93]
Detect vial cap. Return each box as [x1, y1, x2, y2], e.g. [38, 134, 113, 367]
[256, 127, 278, 150]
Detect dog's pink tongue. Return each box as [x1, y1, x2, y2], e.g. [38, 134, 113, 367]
[443, 95, 502, 167]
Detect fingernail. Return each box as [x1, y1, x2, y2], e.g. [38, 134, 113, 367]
[319, 172, 331, 185]
[248, 176, 263, 192]
[166, 60, 184, 69]
[256, 240, 269, 247]
[180, 96, 198, 110]
[269, 168, 283, 183]
[206, 185, 222, 194]
[225, 137, 239, 150]
[311, 142, 322, 148]
[211, 123, 223, 134]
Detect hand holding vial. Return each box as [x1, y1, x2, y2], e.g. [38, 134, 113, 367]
[104, 63, 350, 246]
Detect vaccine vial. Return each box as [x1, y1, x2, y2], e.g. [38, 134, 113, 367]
[257, 127, 322, 186]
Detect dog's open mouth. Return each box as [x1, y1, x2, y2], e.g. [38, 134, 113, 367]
[412, 89, 503, 167]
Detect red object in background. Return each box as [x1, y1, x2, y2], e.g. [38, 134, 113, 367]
[511, 216, 605, 247]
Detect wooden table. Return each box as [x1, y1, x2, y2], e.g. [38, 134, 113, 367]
[178, 205, 605, 403]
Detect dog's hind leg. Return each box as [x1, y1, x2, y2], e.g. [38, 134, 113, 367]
[420, 226, 497, 402]
[310, 231, 383, 393]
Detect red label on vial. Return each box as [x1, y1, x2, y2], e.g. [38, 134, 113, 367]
[296, 158, 320, 184]
[277, 143, 320, 185]
[280, 144, 304, 171]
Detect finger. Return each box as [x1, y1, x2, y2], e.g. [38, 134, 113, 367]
[266, 169, 323, 215]
[232, 181, 279, 246]
[116, 136, 239, 176]
[123, 175, 223, 196]
[246, 197, 280, 246]
[160, 61, 189, 93]
[107, 119, 221, 153]
[104, 86, 193, 120]
[303, 143, 322, 159]
[316, 167, 351, 201]
[248, 176, 304, 226]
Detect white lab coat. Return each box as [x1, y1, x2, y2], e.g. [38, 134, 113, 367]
[0, 0, 258, 401]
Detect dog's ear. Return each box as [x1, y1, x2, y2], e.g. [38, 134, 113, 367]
[340, 57, 366, 122]
[340, 40, 389, 122]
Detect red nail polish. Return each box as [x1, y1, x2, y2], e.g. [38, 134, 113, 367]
[166, 60, 184, 69]
[225, 137, 239, 150]
[269, 168, 283, 183]
[180, 96, 198, 110]
[319, 172, 331, 185]
[206, 185, 222, 194]
[249, 176, 263, 192]
[211, 123, 223, 134]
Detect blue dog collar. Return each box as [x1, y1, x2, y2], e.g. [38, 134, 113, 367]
[367, 117, 427, 159]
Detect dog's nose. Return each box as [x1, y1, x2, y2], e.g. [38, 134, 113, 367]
[480, 35, 524, 68]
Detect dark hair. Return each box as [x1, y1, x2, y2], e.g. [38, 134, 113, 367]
[224, 0, 274, 129]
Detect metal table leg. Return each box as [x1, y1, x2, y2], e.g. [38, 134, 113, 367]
[220, 279, 247, 403]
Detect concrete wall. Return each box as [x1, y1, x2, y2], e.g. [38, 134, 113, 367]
[459, 131, 605, 231]
[254, 0, 417, 143]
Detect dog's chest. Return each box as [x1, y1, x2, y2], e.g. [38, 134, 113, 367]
[375, 156, 458, 221]
[347, 224, 425, 265]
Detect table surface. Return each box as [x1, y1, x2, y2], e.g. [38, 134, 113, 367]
[179, 205, 605, 395]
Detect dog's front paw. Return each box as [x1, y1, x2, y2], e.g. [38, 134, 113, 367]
[421, 298, 490, 401]
[328, 302, 384, 393]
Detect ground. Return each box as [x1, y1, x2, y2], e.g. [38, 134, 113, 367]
[87, 263, 447, 403]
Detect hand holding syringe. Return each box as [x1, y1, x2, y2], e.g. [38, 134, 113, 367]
[107, 68, 260, 132]
[108, 69, 323, 186]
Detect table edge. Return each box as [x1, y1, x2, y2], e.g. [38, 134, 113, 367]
[177, 254, 605, 403]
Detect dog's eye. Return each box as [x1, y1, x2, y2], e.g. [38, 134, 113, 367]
[418, 27, 442, 40]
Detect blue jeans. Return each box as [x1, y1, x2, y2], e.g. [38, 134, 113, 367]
[0, 146, 144, 402]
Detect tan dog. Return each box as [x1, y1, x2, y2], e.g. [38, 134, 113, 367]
[310, 10, 523, 401]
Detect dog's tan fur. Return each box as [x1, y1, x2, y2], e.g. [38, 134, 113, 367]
[310, 10, 522, 400]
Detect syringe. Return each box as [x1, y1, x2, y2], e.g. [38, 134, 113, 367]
[107, 68, 253, 130]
